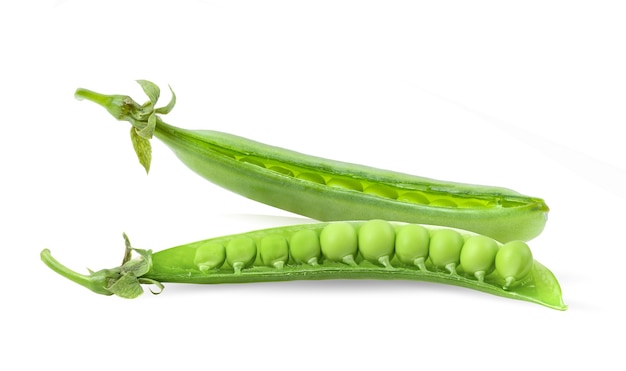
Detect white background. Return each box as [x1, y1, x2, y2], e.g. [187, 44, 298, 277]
[2, 0, 625, 369]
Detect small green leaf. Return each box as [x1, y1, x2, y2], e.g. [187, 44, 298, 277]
[107, 272, 144, 299]
[139, 278, 165, 295]
[155, 85, 177, 115]
[121, 248, 153, 277]
[136, 112, 157, 139]
[130, 127, 152, 173]
[132, 247, 153, 261]
[122, 233, 133, 265]
[137, 80, 160, 105]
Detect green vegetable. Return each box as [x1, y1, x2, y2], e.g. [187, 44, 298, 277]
[40, 220, 567, 310]
[495, 240, 535, 289]
[459, 235, 500, 282]
[394, 224, 430, 270]
[428, 229, 464, 274]
[74, 81, 549, 243]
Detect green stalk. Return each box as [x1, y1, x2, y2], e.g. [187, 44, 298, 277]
[75, 88, 135, 123]
[41, 240, 158, 299]
[40, 249, 115, 296]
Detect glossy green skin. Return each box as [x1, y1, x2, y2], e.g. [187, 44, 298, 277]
[154, 122, 548, 243]
[428, 229, 464, 272]
[142, 221, 565, 310]
[460, 235, 500, 280]
[496, 240, 534, 288]
[74, 85, 549, 243]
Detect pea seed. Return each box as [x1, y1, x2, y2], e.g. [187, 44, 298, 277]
[296, 172, 326, 184]
[394, 224, 430, 270]
[363, 184, 399, 199]
[193, 242, 226, 273]
[357, 220, 395, 268]
[429, 198, 458, 207]
[320, 222, 358, 265]
[459, 235, 499, 282]
[268, 166, 294, 177]
[226, 237, 257, 274]
[429, 229, 464, 274]
[239, 157, 266, 168]
[289, 229, 321, 265]
[397, 191, 429, 204]
[260, 235, 289, 269]
[459, 200, 487, 208]
[326, 177, 364, 192]
[496, 240, 533, 289]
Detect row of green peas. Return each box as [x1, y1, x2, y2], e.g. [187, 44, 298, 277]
[193, 220, 534, 289]
[234, 155, 501, 209]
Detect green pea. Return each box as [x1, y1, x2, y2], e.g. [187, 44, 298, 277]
[429, 198, 458, 207]
[357, 220, 395, 268]
[226, 237, 257, 274]
[428, 229, 464, 274]
[289, 229, 321, 265]
[296, 172, 326, 184]
[459, 200, 487, 208]
[260, 235, 289, 269]
[239, 157, 266, 168]
[326, 177, 364, 192]
[397, 191, 429, 204]
[459, 235, 499, 282]
[320, 222, 358, 265]
[193, 242, 226, 273]
[495, 240, 533, 289]
[394, 224, 430, 270]
[363, 184, 399, 199]
[268, 166, 294, 177]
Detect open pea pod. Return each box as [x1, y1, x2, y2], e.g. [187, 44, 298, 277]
[40, 221, 566, 310]
[75, 81, 549, 243]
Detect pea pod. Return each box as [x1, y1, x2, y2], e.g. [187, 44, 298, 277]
[74, 81, 549, 243]
[40, 220, 566, 310]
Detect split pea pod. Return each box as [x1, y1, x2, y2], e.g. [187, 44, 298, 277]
[74, 81, 549, 242]
[40, 220, 566, 310]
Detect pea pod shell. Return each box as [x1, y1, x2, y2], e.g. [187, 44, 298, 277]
[155, 122, 548, 243]
[75, 84, 549, 243]
[145, 221, 566, 310]
[41, 221, 566, 310]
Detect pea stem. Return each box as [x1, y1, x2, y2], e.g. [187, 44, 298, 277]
[74, 88, 111, 106]
[503, 276, 515, 290]
[40, 249, 115, 296]
[75, 89, 135, 122]
[40, 249, 88, 286]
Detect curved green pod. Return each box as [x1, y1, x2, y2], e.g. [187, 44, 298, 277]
[74, 81, 549, 242]
[40, 221, 567, 310]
